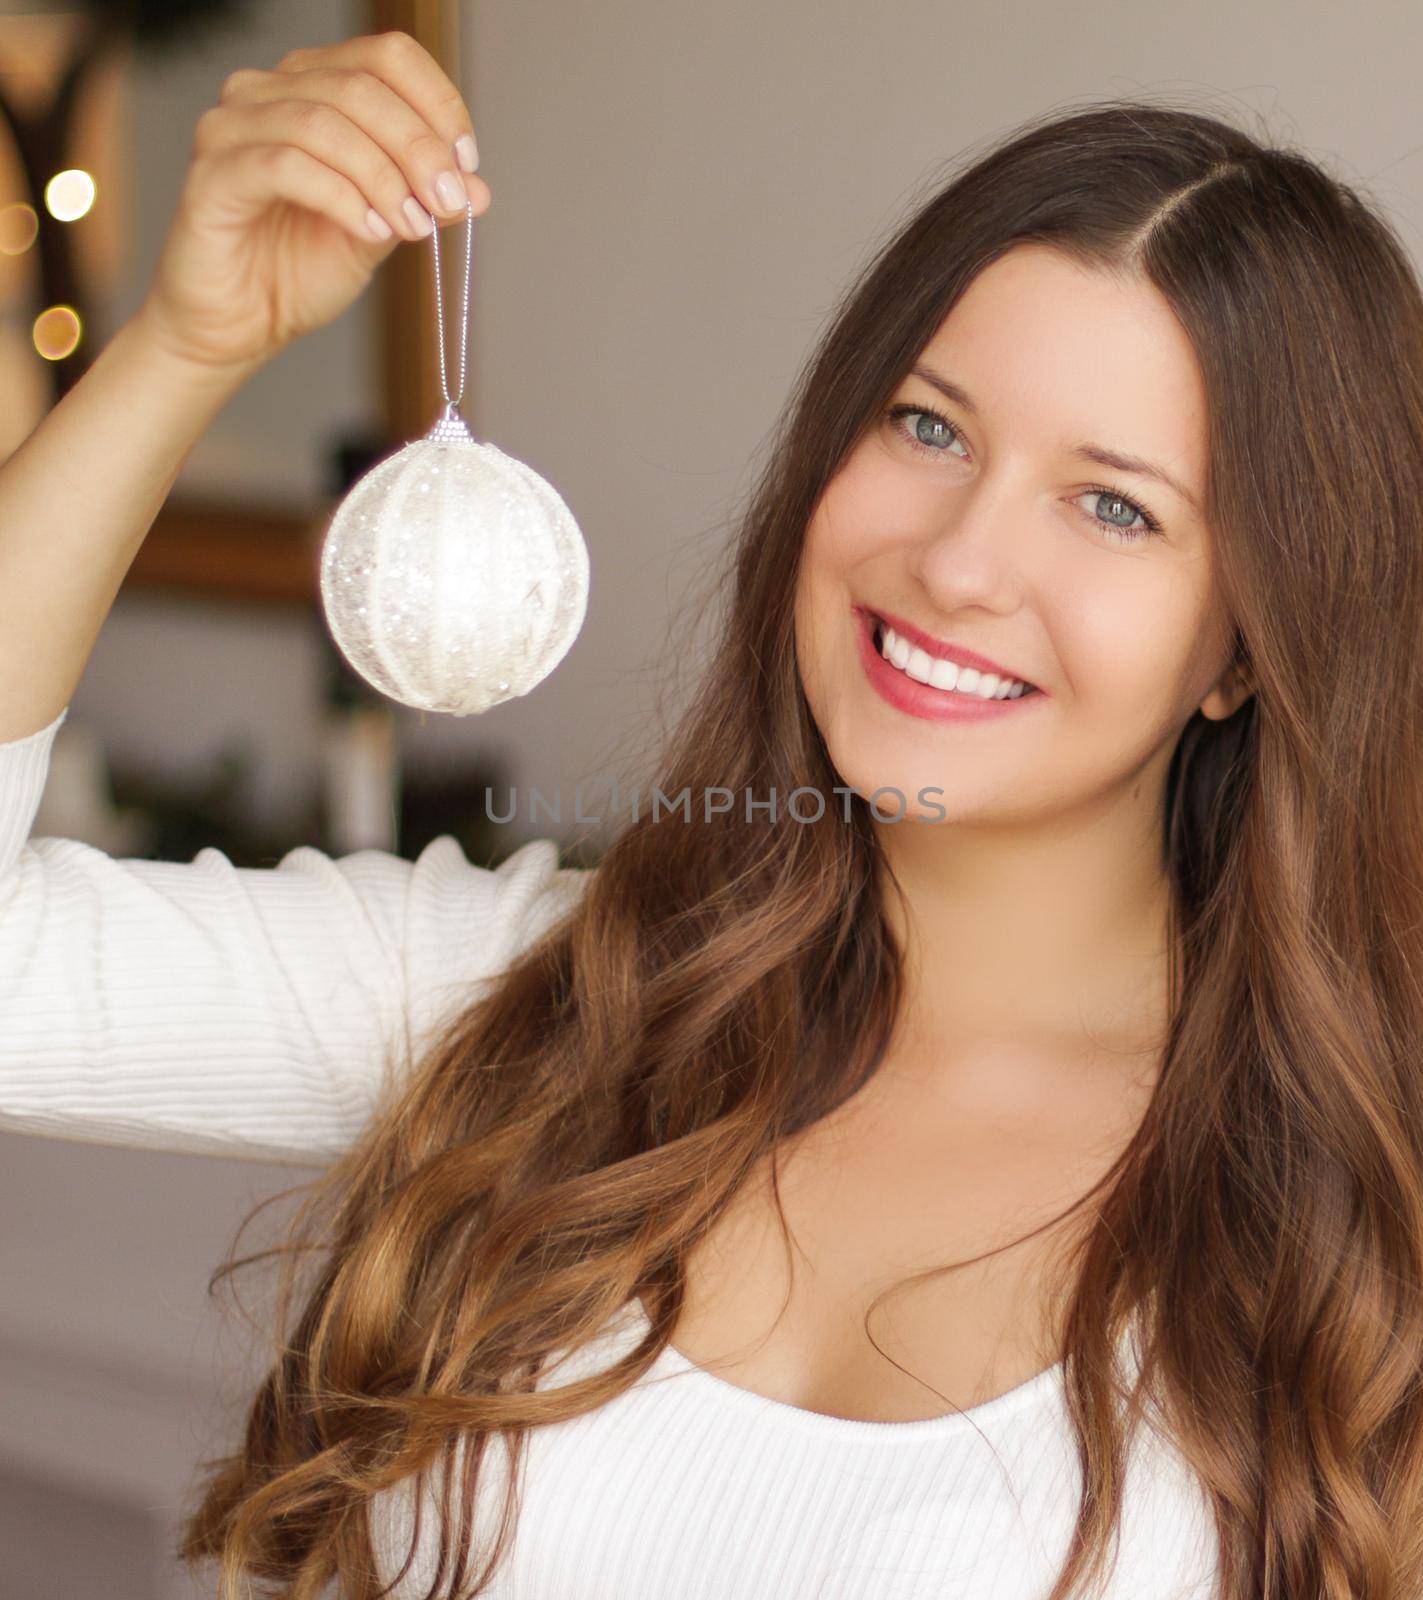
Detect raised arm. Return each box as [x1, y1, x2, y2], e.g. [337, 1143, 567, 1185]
[0, 27, 490, 744]
[0, 704, 586, 1165]
[0, 33, 590, 1167]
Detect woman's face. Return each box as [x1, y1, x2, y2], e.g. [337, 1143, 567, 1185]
[794, 242, 1250, 831]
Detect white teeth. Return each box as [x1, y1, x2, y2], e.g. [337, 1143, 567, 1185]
[875, 622, 1030, 701]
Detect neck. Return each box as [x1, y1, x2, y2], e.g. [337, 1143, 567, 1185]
[873, 784, 1174, 1060]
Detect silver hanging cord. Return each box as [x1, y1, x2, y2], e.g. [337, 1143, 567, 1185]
[429, 200, 473, 419]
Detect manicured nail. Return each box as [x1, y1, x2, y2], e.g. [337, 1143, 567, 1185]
[455, 133, 479, 173]
[365, 207, 393, 240]
[402, 195, 433, 236]
[434, 170, 465, 211]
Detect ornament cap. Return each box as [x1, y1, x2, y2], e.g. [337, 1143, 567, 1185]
[425, 405, 477, 446]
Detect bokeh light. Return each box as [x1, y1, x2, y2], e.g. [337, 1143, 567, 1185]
[32, 305, 82, 361]
[0, 202, 38, 256]
[43, 168, 97, 223]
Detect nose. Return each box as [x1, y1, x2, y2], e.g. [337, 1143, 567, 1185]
[911, 477, 1028, 617]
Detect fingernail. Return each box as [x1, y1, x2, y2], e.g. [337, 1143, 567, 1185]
[455, 133, 479, 173]
[434, 170, 465, 211]
[402, 195, 433, 236]
[365, 206, 393, 240]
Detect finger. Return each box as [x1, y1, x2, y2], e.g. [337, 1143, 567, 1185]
[219, 64, 485, 235]
[193, 140, 396, 248]
[274, 30, 479, 173]
[194, 97, 482, 243]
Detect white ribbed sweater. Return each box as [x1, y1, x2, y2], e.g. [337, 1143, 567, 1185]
[0, 706, 1221, 1598]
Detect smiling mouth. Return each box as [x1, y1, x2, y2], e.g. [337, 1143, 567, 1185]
[864, 611, 1042, 700]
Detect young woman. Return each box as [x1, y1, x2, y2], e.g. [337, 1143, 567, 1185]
[2, 28, 1420, 1600]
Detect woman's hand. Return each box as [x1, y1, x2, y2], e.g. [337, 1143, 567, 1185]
[132, 30, 490, 377]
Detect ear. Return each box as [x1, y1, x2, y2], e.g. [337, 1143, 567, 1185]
[1199, 652, 1253, 722]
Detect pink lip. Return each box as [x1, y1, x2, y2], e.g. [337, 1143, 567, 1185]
[853, 606, 1048, 724]
[858, 605, 1039, 690]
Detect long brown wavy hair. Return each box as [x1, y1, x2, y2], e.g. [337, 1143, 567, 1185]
[178, 95, 1423, 1599]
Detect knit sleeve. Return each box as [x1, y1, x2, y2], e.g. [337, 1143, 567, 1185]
[0, 707, 592, 1166]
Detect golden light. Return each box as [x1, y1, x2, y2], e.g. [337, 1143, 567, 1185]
[0, 200, 38, 256]
[32, 304, 82, 361]
[0, 201, 38, 255]
[43, 167, 97, 222]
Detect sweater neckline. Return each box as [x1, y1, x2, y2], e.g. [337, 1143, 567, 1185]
[629, 1296, 1064, 1444]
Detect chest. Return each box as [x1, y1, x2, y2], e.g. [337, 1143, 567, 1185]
[668, 1042, 1158, 1423]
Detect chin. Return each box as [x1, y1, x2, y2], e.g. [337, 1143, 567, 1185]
[817, 732, 946, 823]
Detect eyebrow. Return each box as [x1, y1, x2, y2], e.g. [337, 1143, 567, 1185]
[907, 362, 1202, 515]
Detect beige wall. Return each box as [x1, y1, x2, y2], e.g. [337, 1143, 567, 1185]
[5, 0, 1423, 1592]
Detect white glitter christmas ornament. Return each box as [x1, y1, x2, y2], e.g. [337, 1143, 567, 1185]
[319, 201, 589, 716]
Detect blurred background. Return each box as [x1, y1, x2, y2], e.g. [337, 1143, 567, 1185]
[2, 0, 1422, 1593]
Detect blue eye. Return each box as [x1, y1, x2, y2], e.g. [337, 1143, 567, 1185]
[884, 402, 1166, 547]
